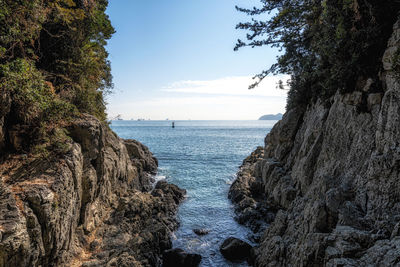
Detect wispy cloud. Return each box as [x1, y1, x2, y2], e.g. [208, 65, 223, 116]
[108, 75, 289, 120]
[162, 75, 290, 97]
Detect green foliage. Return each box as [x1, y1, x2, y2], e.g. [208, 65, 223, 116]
[32, 125, 73, 159]
[0, 59, 77, 125]
[0, 0, 114, 120]
[235, 0, 400, 109]
[0, 0, 114, 154]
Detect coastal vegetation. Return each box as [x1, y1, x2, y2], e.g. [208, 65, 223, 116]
[0, 0, 114, 154]
[235, 0, 399, 109]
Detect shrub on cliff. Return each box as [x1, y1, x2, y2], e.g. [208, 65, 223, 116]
[0, 0, 114, 154]
[0, 59, 77, 125]
[235, 0, 400, 109]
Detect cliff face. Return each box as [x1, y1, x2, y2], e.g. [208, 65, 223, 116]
[231, 20, 400, 266]
[0, 114, 185, 267]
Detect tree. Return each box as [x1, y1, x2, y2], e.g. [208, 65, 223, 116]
[0, 0, 114, 153]
[0, 0, 114, 122]
[235, 0, 400, 109]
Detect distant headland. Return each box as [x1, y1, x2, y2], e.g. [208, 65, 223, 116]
[258, 113, 283, 120]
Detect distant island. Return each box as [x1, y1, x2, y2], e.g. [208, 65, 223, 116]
[258, 113, 283, 120]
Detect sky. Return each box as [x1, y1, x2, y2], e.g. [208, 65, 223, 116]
[105, 0, 287, 120]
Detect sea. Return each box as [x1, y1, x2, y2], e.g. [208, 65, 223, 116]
[110, 120, 276, 267]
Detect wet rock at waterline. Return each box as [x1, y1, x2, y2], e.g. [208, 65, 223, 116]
[193, 228, 210, 236]
[152, 180, 186, 205]
[124, 139, 158, 174]
[162, 248, 202, 267]
[220, 237, 252, 262]
[229, 146, 275, 240]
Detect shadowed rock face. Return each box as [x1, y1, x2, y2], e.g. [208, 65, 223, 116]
[0, 114, 185, 267]
[162, 248, 202, 267]
[230, 20, 400, 266]
[220, 237, 252, 263]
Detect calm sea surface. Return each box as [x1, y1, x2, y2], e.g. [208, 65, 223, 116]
[110, 120, 276, 267]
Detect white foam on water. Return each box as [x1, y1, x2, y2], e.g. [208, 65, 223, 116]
[154, 175, 166, 183]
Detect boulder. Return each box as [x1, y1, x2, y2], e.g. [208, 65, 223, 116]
[153, 180, 186, 205]
[193, 228, 210, 236]
[162, 248, 201, 267]
[220, 237, 252, 262]
[124, 139, 158, 174]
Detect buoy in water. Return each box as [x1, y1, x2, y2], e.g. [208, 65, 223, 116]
[172, 122, 175, 128]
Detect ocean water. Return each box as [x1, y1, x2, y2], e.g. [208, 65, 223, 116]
[110, 120, 276, 267]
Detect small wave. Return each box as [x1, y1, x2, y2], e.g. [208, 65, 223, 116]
[157, 166, 170, 171]
[150, 175, 166, 190]
[185, 238, 203, 251]
[154, 175, 166, 182]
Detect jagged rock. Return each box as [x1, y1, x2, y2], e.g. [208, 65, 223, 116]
[162, 248, 201, 267]
[124, 139, 158, 174]
[229, 147, 275, 237]
[152, 180, 186, 205]
[219, 237, 252, 262]
[122, 139, 159, 192]
[0, 114, 184, 267]
[193, 228, 210, 236]
[367, 93, 383, 110]
[229, 19, 400, 267]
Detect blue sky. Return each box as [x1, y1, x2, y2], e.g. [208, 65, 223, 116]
[105, 0, 287, 120]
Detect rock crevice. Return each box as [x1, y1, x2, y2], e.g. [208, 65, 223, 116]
[0, 115, 185, 267]
[230, 19, 400, 266]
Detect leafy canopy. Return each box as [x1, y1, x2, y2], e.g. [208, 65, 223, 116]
[0, 0, 114, 153]
[235, 0, 399, 109]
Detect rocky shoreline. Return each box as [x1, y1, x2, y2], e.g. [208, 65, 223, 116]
[228, 19, 400, 267]
[229, 147, 275, 242]
[0, 115, 185, 267]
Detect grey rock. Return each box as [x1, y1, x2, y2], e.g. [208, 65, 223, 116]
[124, 139, 158, 174]
[162, 248, 201, 267]
[193, 228, 210, 236]
[220, 237, 252, 262]
[229, 19, 400, 267]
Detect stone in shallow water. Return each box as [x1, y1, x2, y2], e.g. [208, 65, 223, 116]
[193, 228, 210, 236]
[220, 237, 252, 262]
[162, 248, 201, 267]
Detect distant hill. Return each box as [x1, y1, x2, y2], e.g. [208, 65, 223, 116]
[258, 113, 283, 120]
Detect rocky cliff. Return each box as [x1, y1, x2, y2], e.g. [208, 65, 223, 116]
[0, 114, 185, 267]
[230, 19, 400, 266]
